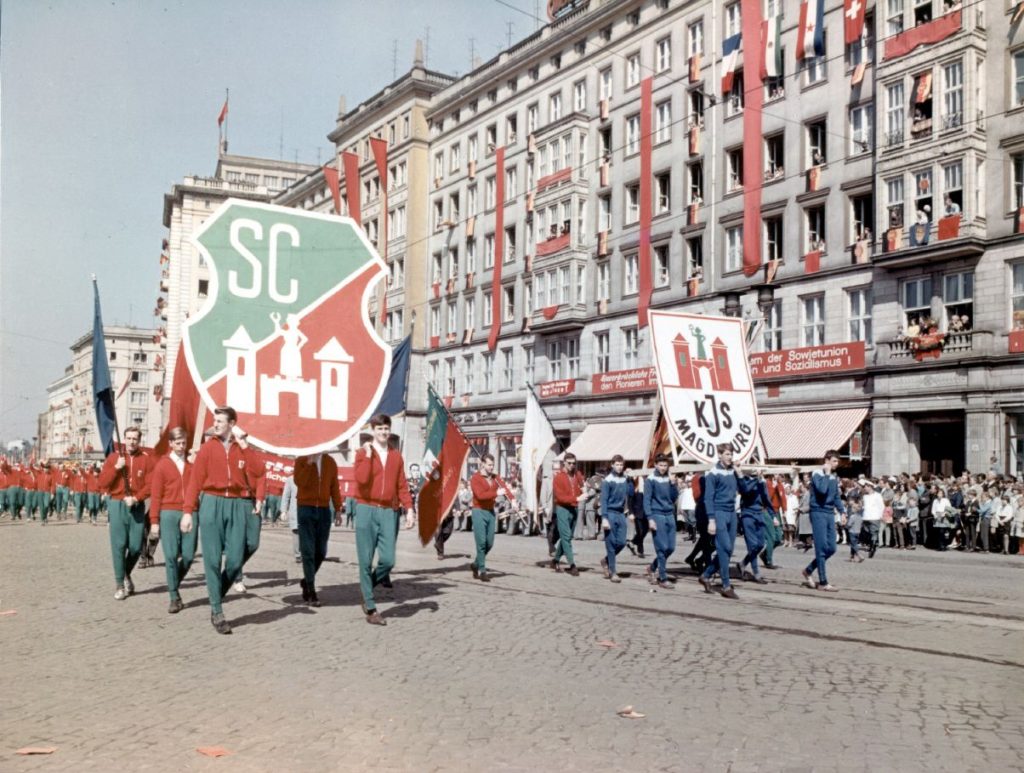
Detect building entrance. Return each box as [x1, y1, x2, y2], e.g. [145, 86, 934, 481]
[917, 419, 964, 476]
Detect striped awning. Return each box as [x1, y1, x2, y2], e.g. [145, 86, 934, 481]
[564, 421, 650, 462]
[759, 408, 869, 461]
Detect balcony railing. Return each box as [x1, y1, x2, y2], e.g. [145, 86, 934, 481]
[881, 329, 993, 360]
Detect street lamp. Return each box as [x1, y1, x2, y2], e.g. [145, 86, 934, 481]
[720, 290, 743, 318]
[754, 282, 778, 315]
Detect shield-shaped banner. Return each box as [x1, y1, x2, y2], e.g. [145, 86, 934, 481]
[183, 199, 391, 455]
[650, 310, 759, 463]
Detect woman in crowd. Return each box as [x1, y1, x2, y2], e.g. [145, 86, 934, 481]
[932, 487, 953, 552]
[892, 484, 908, 549]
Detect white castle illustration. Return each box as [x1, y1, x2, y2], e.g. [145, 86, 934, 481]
[222, 312, 353, 421]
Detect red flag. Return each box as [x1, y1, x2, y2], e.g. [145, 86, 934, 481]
[844, 0, 866, 45]
[370, 137, 390, 324]
[322, 165, 341, 214]
[217, 98, 228, 128]
[637, 77, 654, 328]
[804, 250, 821, 274]
[488, 146, 506, 351]
[154, 343, 202, 456]
[417, 390, 471, 546]
[341, 151, 361, 223]
[884, 9, 961, 60]
[742, 0, 765, 278]
[937, 215, 960, 241]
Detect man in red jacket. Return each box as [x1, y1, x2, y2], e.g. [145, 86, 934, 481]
[34, 464, 53, 524]
[353, 413, 414, 626]
[294, 452, 342, 607]
[150, 427, 194, 614]
[98, 427, 155, 599]
[551, 452, 586, 576]
[469, 453, 500, 581]
[184, 406, 263, 635]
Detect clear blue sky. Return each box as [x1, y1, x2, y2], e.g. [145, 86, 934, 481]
[0, 0, 539, 441]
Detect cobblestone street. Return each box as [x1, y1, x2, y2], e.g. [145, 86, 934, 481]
[2, 518, 1022, 772]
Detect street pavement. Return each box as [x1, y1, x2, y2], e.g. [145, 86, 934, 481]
[2, 516, 1022, 772]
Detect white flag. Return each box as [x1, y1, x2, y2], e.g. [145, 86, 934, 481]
[520, 386, 555, 511]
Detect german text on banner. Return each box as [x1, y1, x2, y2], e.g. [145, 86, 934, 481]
[649, 311, 760, 464]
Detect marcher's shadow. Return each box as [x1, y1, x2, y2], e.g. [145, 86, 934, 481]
[230, 604, 317, 628]
[382, 599, 440, 619]
[317, 574, 455, 617]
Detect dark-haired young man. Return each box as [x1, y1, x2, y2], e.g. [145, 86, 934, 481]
[353, 413, 415, 626]
[699, 444, 741, 599]
[644, 454, 679, 588]
[802, 450, 845, 592]
[469, 453, 500, 581]
[551, 452, 586, 576]
[599, 455, 632, 583]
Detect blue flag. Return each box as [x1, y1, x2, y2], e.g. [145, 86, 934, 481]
[374, 334, 412, 416]
[91, 279, 117, 455]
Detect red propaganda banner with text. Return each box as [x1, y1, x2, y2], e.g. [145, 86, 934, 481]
[538, 379, 576, 399]
[749, 341, 866, 380]
[591, 367, 657, 396]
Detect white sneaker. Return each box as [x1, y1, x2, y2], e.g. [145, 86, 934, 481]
[114, 587, 128, 600]
[123, 576, 135, 595]
[233, 578, 246, 593]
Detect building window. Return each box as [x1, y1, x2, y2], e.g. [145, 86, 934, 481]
[801, 294, 825, 346]
[482, 353, 494, 392]
[625, 184, 640, 224]
[655, 100, 672, 143]
[465, 296, 476, 330]
[547, 340, 563, 381]
[598, 194, 612, 232]
[573, 79, 587, 112]
[806, 206, 826, 253]
[597, 262, 611, 301]
[468, 135, 478, 162]
[848, 287, 873, 344]
[807, 119, 827, 166]
[444, 358, 457, 395]
[1014, 50, 1024, 108]
[654, 244, 670, 287]
[727, 148, 743, 191]
[688, 20, 704, 56]
[804, 43, 827, 85]
[574, 263, 586, 304]
[500, 348, 514, 391]
[595, 331, 610, 372]
[763, 300, 783, 351]
[466, 239, 477, 274]
[764, 216, 783, 262]
[943, 271, 973, 330]
[503, 286, 515, 322]
[886, 81, 906, 147]
[447, 302, 458, 335]
[506, 113, 518, 144]
[1014, 153, 1024, 210]
[485, 176, 496, 210]
[725, 225, 743, 272]
[430, 306, 441, 338]
[942, 60, 963, 129]
[887, 0, 904, 34]
[765, 54, 786, 100]
[687, 236, 704, 277]
[566, 338, 580, 379]
[902, 277, 933, 327]
[851, 193, 875, 242]
[913, 168, 932, 221]
[624, 254, 639, 294]
[463, 355, 475, 394]
[1011, 263, 1024, 330]
[911, 71, 934, 137]
[483, 291, 493, 327]
[622, 327, 640, 368]
[484, 234, 495, 270]
[847, 16, 874, 66]
[765, 133, 784, 180]
[886, 175, 905, 228]
[486, 124, 497, 151]
[727, 72, 744, 116]
[626, 52, 641, 87]
[688, 161, 704, 203]
[655, 172, 671, 215]
[625, 114, 640, 154]
[656, 36, 672, 72]
[599, 67, 613, 101]
[524, 347, 535, 383]
[850, 104, 874, 154]
[913, 0, 932, 26]
[449, 143, 461, 172]
[505, 166, 517, 199]
[549, 91, 563, 122]
[558, 265, 571, 304]
[942, 161, 963, 216]
[725, 2, 742, 36]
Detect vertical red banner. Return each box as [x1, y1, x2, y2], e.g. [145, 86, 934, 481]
[488, 146, 505, 351]
[322, 165, 341, 214]
[370, 137, 389, 324]
[638, 77, 653, 328]
[341, 151, 361, 224]
[742, 0, 764, 277]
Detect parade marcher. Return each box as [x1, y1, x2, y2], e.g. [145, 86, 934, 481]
[0, 464, 8, 518]
[262, 462, 285, 525]
[736, 470, 775, 585]
[7, 464, 25, 520]
[550, 452, 586, 576]
[801, 450, 845, 592]
[699, 444, 741, 599]
[353, 413, 415, 626]
[627, 475, 649, 558]
[98, 426, 156, 600]
[293, 452, 342, 607]
[183, 406, 263, 634]
[599, 455, 632, 583]
[35, 463, 53, 524]
[644, 454, 679, 588]
[149, 428, 195, 613]
[71, 465, 88, 523]
[684, 472, 713, 572]
[760, 473, 786, 569]
[23, 464, 39, 521]
[86, 464, 102, 524]
[434, 508, 457, 560]
[469, 453, 500, 581]
[280, 471, 301, 564]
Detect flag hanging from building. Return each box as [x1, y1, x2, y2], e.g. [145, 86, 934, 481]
[341, 151, 361, 223]
[1013, 0, 1024, 26]
[844, 0, 867, 44]
[637, 77, 654, 328]
[373, 334, 412, 416]
[487, 146, 506, 351]
[90, 279, 117, 456]
[322, 165, 341, 214]
[370, 137, 390, 323]
[520, 383, 556, 513]
[217, 96, 228, 128]
[417, 385, 471, 546]
[721, 34, 742, 95]
[796, 0, 825, 61]
[761, 14, 782, 79]
[742, 0, 765, 279]
[153, 342, 203, 456]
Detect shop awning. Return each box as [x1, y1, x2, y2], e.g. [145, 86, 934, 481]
[564, 421, 651, 462]
[759, 408, 869, 461]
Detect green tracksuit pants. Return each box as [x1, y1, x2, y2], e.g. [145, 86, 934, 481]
[108, 498, 147, 586]
[159, 510, 199, 601]
[762, 511, 782, 565]
[553, 505, 577, 565]
[354, 503, 397, 612]
[472, 508, 496, 573]
[198, 495, 251, 616]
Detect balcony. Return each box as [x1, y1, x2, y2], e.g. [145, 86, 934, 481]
[880, 329, 994, 361]
[530, 301, 588, 333]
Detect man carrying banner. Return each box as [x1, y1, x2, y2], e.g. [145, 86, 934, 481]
[183, 406, 263, 634]
[469, 453, 500, 581]
[353, 413, 414, 626]
[99, 426, 155, 599]
[802, 450, 845, 592]
[644, 454, 679, 588]
[599, 455, 632, 583]
[294, 451, 343, 607]
[699, 444, 741, 599]
[149, 427, 195, 614]
[684, 472, 713, 573]
[550, 452, 586, 576]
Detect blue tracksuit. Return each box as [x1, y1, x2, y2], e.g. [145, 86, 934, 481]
[701, 463, 740, 588]
[805, 469, 846, 585]
[600, 474, 632, 574]
[644, 472, 679, 581]
[738, 476, 775, 577]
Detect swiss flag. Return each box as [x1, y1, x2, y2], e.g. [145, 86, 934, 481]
[844, 0, 866, 45]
